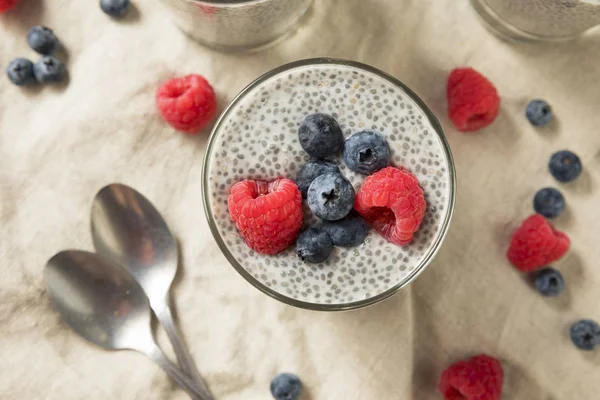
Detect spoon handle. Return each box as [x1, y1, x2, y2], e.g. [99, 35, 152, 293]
[157, 306, 213, 399]
[147, 345, 212, 400]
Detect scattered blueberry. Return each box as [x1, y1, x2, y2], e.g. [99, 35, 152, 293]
[296, 160, 340, 198]
[298, 113, 344, 159]
[100, 0, 130, 17]
[33, 56, 66, 83]
[549, 150, 582, 183]
[307, 172, 355, 221]
[6, 58, 35, 86]
[570, 320, 600, 351]
[296, 228, 333, 263]
[343, 130, 390, 175]
[534, 267, 564, 297]
[27, 26, 59, 55]
[322, 214, 369, 247]
[533, 188, 565, 218]
[270, 373, 302, 400]
[526, 99, 553, 126]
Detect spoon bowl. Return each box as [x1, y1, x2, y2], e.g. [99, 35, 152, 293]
[44, 250, 209, 400]
[45, 250, 154, 352]
[91, 184, 178, 298]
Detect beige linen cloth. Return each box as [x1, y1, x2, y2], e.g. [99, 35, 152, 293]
[1, 0, 600, 399]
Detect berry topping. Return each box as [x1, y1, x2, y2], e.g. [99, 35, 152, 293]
[156, 74, 217, 134]
[526, 99, 553, 126]
[296, 228, 334, 263]
[307, 172, 355, 221]
[6, 58, 35, 86]
[533, 187, 565, 219]
[342, 130, 390, 175]
[322, 213, 369, 247]
[506, 214, 570, 272]
[534, 267, 564, 297]
[100, 0, 130, 17]
[570, 320, 600, 351]
[0, 0, 19, 13]
[227, 178, 302, 255]
[354, 166, 426, 246]
[33, 56, 66, 83]
[447, 67, 500, 132]
[295, 160, 340, 198]
[270, 373, 302, 400]
[439, 354, 504, 400]
[549, 150, 582, 183]
[27, 26, 59, 55]
[298, 113, 344, 159]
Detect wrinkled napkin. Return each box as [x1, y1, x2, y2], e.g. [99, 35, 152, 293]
[1, 0, 599, 399]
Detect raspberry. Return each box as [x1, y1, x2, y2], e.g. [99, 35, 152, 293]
[354, 166, 426, 246]
[447, 67, 500, 132]
[439, 355, 503, 400]
[156, 74, 217, 134]
[507, 214, 570, 272]
[227, 178, 302, 255]
[0, 0, 19, 12]
[195, 4, 216, 14]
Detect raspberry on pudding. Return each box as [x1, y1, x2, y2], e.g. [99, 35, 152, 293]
[227, 178, 302, 255]
[354, 167, 426, 246]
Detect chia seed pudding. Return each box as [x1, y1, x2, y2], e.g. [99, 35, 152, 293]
[203, 59, 455, 310]
[471, 0, 600, 40]
[161, 0, 313, 51]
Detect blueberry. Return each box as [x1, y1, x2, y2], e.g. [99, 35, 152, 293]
[534, 268, 564, 297]
[270, 373, 302, 400]
[526, 99, 553, 126]
[322, 214, 369, 247]
[27, 26, 59, 55]
[298, 113, 344, 159]
[295, 160, 340, 198]
[549, 150, 582, 182]
[33, 56, 66, 83]
[6, 58, 35, 86]
[307, 173, 355, 221]
[533, 188, 565, 218]
[296, 228, 333, 263]
[343, 130, 390, 175]
[570, 320, 600, 351]
[100, 0, 130, 17]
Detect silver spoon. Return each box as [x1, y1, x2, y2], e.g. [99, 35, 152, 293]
[90, 183, 211, 398]
[44, 250, 209, 400]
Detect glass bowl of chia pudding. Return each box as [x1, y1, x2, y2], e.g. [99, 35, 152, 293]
[161, 0, 313, 51]
[202, 58, 456, 311]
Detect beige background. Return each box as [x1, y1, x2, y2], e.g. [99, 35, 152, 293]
[1, 0, 600, 399]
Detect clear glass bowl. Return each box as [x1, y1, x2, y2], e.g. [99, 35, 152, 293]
[202, 58, 456, 311]
[161, 0, 313, 51]
[471, 0, 600, 41]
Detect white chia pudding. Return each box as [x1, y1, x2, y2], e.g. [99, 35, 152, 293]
[203, 59, 455, 309]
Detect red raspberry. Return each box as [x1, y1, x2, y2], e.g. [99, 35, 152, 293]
[0, 0, 19, 12]
[156, 74, 217, 134]
[507, 214, 570, 272]
[439, 354, 504, 400]
[447, 67, 500, 132]
[354, 166, 426, 246]
[227, 178, 303, 255]
[195, 4, 216, 14]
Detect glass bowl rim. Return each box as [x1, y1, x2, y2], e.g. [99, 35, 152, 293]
[201, 57, 457, 312]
